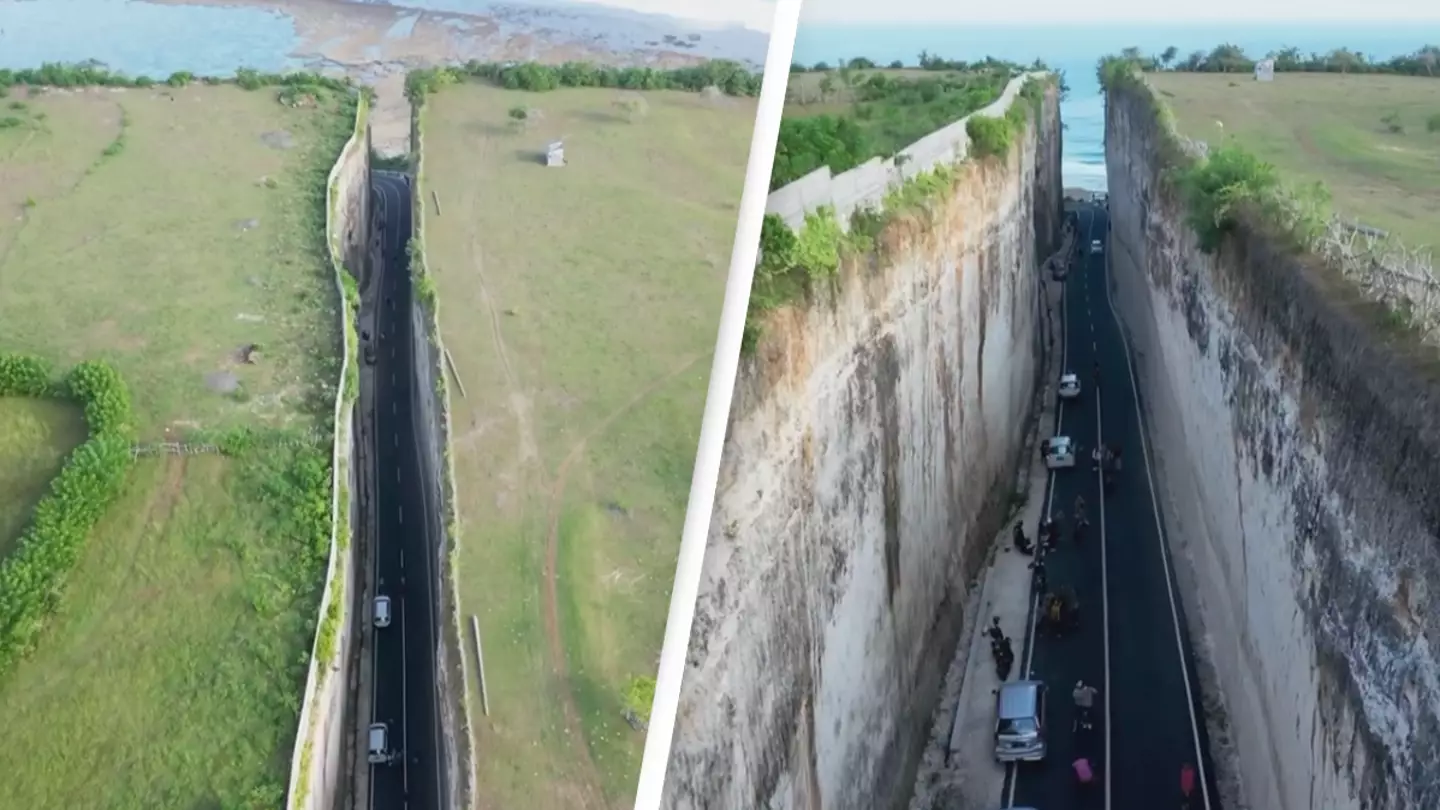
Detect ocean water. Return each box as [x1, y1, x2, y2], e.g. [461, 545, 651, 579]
[0, 0, 768, 78]
[792, 22, 1440, 191]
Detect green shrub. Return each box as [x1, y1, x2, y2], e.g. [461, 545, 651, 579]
[0, 355, 136, 678]
[775, 66, 1022, 188]
[966, 114, 1013, 158]
[623, 675, 657, 723]
[1175, 144, 1282, 252]
[747, 75, 1051, 353]
[772, 115, 872, 189]
[1427, 112, 1440, 133]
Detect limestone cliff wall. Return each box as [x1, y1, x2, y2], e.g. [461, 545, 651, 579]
[289, 97, 370, 810]
[1105, 77, 1440, 810]
[665, 83, 1063, 810]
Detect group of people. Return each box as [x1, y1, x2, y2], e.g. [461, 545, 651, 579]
[985, 617, 1016, 680]
[1013, 494, 1091, 559]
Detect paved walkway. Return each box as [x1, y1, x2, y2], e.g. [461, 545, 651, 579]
[910, 223, 1075, 810]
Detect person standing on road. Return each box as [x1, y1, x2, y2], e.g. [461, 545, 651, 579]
[1073, 680, 1099, 725]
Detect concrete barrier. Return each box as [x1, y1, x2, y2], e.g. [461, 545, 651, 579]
[765, 72, 1048, 231]
[286, 91, 370, 810]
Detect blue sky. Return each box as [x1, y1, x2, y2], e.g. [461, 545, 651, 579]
[797, 0, 1440, 25]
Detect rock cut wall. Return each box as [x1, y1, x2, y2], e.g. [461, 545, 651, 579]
[1104, 77, 1440, 810]
[665, 81, 1063, 810]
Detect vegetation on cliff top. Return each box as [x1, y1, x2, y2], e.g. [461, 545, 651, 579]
[1099, 42, 1440, 77]
[750, 75, 1051, 354]
[772, 55, 1053, 189]
[1098, 53, 1438, 347]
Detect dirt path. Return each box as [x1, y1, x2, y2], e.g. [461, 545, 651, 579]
[539, 350, 710, 808]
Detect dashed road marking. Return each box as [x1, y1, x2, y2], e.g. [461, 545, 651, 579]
[394, 434, 399, 448]
[398, 506, 404, 525]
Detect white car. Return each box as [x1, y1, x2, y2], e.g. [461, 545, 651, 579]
[368, 722, 397, 765]
[374, 595, 392, 629]
[1058, 373, 1081, 400]
[1090, 239, 1103, 255]
[1042, 436, 1076, 469]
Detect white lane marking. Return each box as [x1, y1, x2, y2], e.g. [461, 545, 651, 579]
[1096, 379, 1113, 810]
[394, 434, 399, 448]
[401, 594, 410, 793]
[400, 548, 405, 570]
[1006, 206, 1091, 809]
[398, 506, 404, 525]
[1101, 214, 1213, 810]
[396, 467, 401, 483]
[392, 401, 397, 414]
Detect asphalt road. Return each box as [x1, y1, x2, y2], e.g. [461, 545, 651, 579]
[368, 170, 443, 810]
[1004, 204, 1221, 810]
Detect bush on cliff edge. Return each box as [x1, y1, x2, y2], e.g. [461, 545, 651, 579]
[1097, 58, 1331, 254]
[747, 75, 1053, 354]
[0, 354, 135, 679]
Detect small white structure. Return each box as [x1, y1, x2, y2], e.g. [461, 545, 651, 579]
[1255, 58, 1275, 82]
[546, 140, 566, 167]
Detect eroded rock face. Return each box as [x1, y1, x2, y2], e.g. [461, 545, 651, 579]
[665, 87, 1063, 810]
[1105, 82, 1440, 810]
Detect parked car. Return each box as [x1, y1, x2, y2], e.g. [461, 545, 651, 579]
[368, 722, 398, 765]
[994, 680, 1049, 762]
[1090, 239, 1104, 255]
[1042, 436, 1076, 469]
[1058, 372, 1082, 400]
[374, 595, 392, 628]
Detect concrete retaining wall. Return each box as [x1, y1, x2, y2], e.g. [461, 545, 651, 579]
[286, 93, 371, 810]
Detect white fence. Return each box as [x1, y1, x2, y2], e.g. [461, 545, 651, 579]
[765, 72, 1048, 230]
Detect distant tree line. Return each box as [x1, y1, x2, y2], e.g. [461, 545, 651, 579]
[406, 58, 761, 103]
[0, 61, 356, 95]
[791, 53, 1048, 74]
[1108, 43, 1440, 76]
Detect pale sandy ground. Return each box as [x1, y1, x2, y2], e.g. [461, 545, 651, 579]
[145, 0, 768, 153]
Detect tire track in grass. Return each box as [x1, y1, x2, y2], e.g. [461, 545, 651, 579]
[540, 350, 708, 808]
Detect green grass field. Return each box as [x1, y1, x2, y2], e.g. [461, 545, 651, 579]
[1150, 72, 1440, 250]
[0, 82, 350, 809]
[421, 83, 753, 809]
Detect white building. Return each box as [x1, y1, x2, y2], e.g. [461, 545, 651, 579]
[546, 140, 566, 167]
